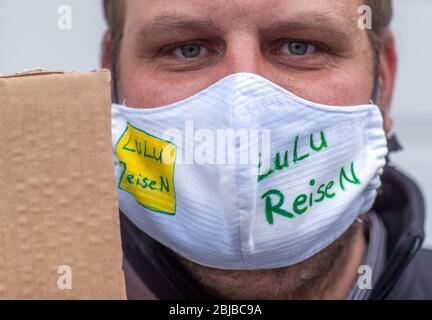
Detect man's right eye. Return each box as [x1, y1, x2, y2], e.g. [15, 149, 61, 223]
[172, 44, 209, 59]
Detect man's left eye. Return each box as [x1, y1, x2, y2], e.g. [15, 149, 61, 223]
[172, 44, 209, 59]
[280, 42, 316, 56]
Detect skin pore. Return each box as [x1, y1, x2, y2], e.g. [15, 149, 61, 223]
[102, 0, 397, 299]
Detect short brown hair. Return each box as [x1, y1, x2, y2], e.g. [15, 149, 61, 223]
[103, 0, 125, 66]
[103, 0, 392, 68]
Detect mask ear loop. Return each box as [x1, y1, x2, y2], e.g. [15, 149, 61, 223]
[370, 70, 380, 105]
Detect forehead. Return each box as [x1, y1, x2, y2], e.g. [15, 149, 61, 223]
[123, 0, 363, 32]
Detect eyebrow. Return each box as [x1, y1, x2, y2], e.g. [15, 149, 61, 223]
[260, 13, 354, 43]
[134, 14, 221, 44]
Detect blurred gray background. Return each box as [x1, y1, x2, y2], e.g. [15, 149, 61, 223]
[1, 0, 431, 248]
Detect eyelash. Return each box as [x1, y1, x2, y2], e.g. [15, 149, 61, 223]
[158, 41, 213, 58]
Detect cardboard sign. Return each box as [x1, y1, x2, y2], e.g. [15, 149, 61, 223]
[0, 70, 126, 299]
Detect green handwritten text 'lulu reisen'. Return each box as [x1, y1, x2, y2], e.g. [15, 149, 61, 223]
[122, 164, 171, 193]
[261, 161, 361, 225]
[258, 130, 328, 183]
[122, 134, 165, 163]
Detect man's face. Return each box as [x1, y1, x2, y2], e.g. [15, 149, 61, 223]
[115, 0, 375, 108]
[105, 0, 396, 299]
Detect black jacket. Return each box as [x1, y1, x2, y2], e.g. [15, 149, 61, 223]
[120, 165, 432, 300]
[371, 165, 431, 299]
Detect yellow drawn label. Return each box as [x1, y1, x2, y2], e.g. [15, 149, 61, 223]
[116, 123, 176, 214]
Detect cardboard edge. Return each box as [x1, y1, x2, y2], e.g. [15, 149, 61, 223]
[0, 68, 111, 79]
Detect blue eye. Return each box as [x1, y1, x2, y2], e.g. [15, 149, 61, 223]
[281, 42, 316, 56]
[173, 44, 208, 59]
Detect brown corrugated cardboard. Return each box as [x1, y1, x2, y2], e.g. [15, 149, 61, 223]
[0, 70, 126, 299]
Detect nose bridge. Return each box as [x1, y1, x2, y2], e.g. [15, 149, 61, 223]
[223, 31, 263, 75]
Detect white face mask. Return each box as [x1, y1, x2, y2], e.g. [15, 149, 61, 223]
[111, 73, 388, 270]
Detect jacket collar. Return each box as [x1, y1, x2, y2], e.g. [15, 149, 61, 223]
[369, 164, 425, 299]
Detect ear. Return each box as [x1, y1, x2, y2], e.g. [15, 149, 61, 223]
[378, 30, 398, 134]
[101, 31, 113, 70]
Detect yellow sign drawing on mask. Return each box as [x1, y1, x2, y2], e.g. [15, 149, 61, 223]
[116, 123, 177, 215]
